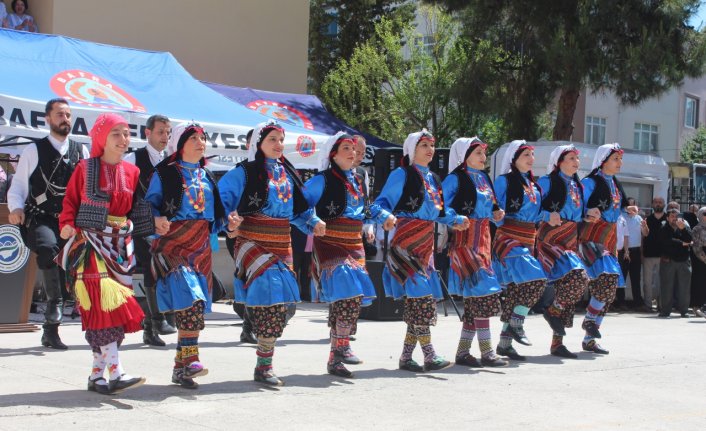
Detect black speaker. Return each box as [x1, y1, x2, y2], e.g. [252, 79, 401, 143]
[371, 147, 451, 197]
[359, 260, 403, 321]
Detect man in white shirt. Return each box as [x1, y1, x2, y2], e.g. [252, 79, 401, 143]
[615, 212, 629, 308]
[8, 98, 89, 349]
[623, 202, 649, 310]
[123, 114, 176, 346]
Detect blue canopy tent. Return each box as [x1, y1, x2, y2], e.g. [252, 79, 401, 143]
[0, 29, 328, 168]
[203, 82, 395, 164]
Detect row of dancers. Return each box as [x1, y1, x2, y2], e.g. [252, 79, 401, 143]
[42, 110, 627, 394]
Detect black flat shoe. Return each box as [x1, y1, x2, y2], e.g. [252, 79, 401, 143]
[581, 320, 602, 339]
[254, 369, 284, 386]
[327, 361, 353, 378]
[455, 353, 482, 368]
[171, 368, 199, 389]
[424, 356, 452, 371]
[551, 344, 578, 359]
[399, 359, 424, 372]
[507, 325, 532, 346]
[87, 377, 111, 395]
[480, 356, 508, 367]
[108, 375, 146, 394]
[543, 310, 566, 336]
[582, 340, 609, 355]
[496, 345, 526, 361]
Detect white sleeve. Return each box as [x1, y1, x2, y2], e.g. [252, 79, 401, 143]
[7, 144, 38, 211]
[81, 144, 90, 159]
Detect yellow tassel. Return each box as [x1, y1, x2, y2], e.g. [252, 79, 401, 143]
[100, 277, 134, 312]
[74, 277, 91, 311]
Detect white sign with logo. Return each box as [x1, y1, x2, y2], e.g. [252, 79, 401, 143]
[0, 224, 30, 274]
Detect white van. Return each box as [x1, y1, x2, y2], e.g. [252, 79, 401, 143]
[489, 140, 670, 206]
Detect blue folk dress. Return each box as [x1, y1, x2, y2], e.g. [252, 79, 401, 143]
[304, 171, 377, 305]
[218, 158, 320, 307]
[580, 171, 625, 286]
[144, 160, 225, 313]
[369, 165, 463, 300]
[537, 172, 589, 283]
[442, 167, 503, 298]
[491, 173, 547, 286]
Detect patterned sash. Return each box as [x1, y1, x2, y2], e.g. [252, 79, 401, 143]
[387, 218, 434, 286]
[233, 214, 292, 289]
[56, 215, 136, 311]
[492, 218, 537, 263]
[151, 219, 213, 293]
[449, 217, 493, 280]
[312, 217, 366, 285]
[536, 220, 578, 273]
[578, 219, 617, 266]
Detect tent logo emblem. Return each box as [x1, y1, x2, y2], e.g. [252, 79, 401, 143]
[50, 69, 146, 113]
[0, 225, 30, 274]
[296, 135, 316, 158]
[247, 100, 314, 130]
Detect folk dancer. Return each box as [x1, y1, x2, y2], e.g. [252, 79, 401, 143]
[443, 137, 508, 368]
[218, 120, 325, 386]
[492, 140, 547, 361]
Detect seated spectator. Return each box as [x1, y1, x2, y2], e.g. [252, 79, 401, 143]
[3, 0, 38, 33]
[0, 2, 7, 25]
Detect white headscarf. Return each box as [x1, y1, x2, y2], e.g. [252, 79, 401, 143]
[318, 131, 347, 171]
[166, 123, 188, 156]
[247, 120, 285, 161]
[448, 136, 483, 173]
[591, 142, 622, 171]
[402, 129, 434, 164]
[499, 140, 531, 175]
[547, 144, 579, 173]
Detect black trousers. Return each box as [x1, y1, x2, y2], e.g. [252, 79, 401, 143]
[133, 235, 163, 323]
[23, 217, 66, 325]
[627, 247, 643, 305]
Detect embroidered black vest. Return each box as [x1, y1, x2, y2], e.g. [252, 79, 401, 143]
[503, 170, 540, 215]
[541, 171, 584, 213]
[314, 169, 347, 221]
[154, 159, 225, 221]
[26, 137, 83, 216]
[236, 160, 308, 216]
[586, 171, 628, 212]
[393, 166, 446, 217]
[133, 147, 154, 198]
[449, 166, 498, 216]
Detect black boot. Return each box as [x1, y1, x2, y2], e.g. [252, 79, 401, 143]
[42, 268, 64, 325]
[240, 311, 257, 344]
[41, 323, 68, 350]
[144, 283, 176, 335]
[142, 319, 166, 347]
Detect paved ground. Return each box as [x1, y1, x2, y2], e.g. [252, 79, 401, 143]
[1, 301, 705, 430]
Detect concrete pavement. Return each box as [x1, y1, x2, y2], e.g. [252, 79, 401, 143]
[1, 302, 705, 430]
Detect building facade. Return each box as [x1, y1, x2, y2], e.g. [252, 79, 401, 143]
[9, 0, 310, 93]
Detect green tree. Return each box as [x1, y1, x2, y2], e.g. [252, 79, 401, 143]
[308, 0, 415, 95]
[426, 0, 706, 141]
[682, 126, 706, 163]
[320, 7, 507, 148]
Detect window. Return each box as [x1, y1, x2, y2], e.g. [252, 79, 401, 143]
[585, 116, 606, 145]
[413, 35, 436, 56]
[685, 96, 698, 128]
[633, 123, 659, 152]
